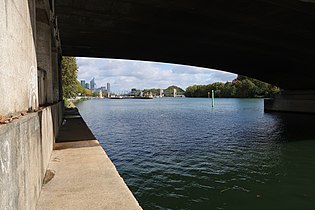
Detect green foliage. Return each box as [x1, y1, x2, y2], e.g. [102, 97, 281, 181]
[84, 89, 92, 96]
[130, 88, 141, 96]
[165, 85, 184, 93]
[164, 85, 185, 97]
[92, 91, 99, 97]
[143, 88, 160, 96]
[62, 57, 78, 99]
[185, 75, 280, 98]
[76, 80, 84, 95]
[63, 98, 70, 107]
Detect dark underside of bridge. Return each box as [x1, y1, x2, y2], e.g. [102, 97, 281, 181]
[55, 0, 315, 90]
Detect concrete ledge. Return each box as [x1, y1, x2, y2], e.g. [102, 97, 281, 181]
[36, 140, 142, 210]
[36, 109, 142, 210]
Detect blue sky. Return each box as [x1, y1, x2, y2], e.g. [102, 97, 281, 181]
[77, 57, 237, 93]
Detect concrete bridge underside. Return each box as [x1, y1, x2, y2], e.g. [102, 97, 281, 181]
[55, 0, 315, 91]
[1, 1, 315, 209]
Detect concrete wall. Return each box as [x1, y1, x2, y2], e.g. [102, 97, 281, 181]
[265, 90, 315, 113]
[0, 0, 61, 116]
[0, 102, 63, 210]
[36, 0, 53, 104]
[1, 0, 63, 209]
[0, 0, 38, 116]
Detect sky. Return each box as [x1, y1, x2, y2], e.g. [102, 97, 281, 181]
[77, 57, 237, 93]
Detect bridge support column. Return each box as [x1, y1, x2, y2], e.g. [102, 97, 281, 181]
[264, 90, 315, 114]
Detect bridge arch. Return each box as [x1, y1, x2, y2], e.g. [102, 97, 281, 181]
[55, 0, 315, 90]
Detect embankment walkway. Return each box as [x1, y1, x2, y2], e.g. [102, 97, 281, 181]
[36, 108, 142, 210]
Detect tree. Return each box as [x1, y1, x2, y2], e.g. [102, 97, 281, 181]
[92, 91, 98, 97]
[62, 57, 78, 99]
[84, 89, 92, 96]
[143, 88, 160, 96]
[164, 85, 185, 97]
[234, 79, 256, 97]
[76, 80, 85, 96]
[184, 75, 280, 98]
[165, 85, 184, 93]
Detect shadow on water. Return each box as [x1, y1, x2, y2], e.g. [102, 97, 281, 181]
[266, 112, 315, 142]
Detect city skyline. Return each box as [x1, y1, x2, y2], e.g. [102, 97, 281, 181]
[77, 57, 237, 92]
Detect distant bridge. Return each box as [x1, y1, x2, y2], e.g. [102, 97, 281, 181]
[162, 89, 185, 97]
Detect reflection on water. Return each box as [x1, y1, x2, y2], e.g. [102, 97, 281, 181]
[77, 98, 315, 210]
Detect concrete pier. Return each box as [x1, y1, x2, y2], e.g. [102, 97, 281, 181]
[36, 109, 142, 210]
[264, 90, 315, 114]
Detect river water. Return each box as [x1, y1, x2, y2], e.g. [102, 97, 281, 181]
[77, 98, 315, 210]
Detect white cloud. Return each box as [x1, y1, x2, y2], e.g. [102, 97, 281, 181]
[76, 57, 237, 93]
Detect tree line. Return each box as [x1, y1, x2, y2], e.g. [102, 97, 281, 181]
[62, 56, 280, 99]
[185, 75, 280, 98]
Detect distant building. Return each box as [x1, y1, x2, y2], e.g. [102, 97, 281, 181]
[90, 78, 96, 90]
[80, 80, 86, 88]
[160, 89, 164, 97]
[80, 80, 91, 89]
[130, 88, 140, 96]
[94, 86, 110, 97]
[107, 82, 110, 97]
[100, 86, 107, 92]
[95, 87, 106, 93]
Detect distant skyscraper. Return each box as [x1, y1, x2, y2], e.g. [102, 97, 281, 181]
[80, 80, 86, 88]
[90, 78, 96, 90]
[86, 83, 89, 89]
[107, 82, 110, 97]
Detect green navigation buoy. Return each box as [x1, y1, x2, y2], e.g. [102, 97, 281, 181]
[211, 90, 214, 107]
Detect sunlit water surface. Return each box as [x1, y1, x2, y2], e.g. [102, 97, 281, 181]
[77, 98, 315, 210]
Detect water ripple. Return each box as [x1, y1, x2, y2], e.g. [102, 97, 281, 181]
[78, 98, 315, 210]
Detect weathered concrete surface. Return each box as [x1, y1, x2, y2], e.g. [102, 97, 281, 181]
[36, 110, 142, 210]
[36, 1, 52, 104]
[36, 0, 62, 106]
[0, 0, 62, 115]
[0, 102, 63, 210]
[265, 90, 315, 113]
[1, 0, 62, 209]
[36, 141, 142, 210]
[0, 0, 38, 116]
[55, 0, 315, 90]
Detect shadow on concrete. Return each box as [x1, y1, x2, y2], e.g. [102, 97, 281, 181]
[54, 140, 100, 150]
[56, 108, 97, 143]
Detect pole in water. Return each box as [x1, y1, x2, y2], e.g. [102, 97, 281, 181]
[211, 90, 214, 107]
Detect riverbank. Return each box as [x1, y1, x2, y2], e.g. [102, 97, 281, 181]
[64, 97, 91, 108]
[36, 108, 141, 210]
